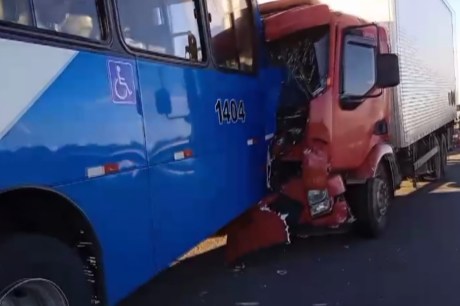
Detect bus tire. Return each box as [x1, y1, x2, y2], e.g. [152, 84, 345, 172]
[349, 164, 391, 238]
[0, 234, 92, 306]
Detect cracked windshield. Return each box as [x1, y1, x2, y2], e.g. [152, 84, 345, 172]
[0, 0, 459, 306]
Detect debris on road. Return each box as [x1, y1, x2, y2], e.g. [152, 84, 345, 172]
[233, 263, 246, 272]
[276, 269, 287, 276]
[199, 291, 208, 297]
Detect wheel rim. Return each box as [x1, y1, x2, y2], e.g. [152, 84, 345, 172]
[376, 179, 389, 222]
[0, 279, 68, 306]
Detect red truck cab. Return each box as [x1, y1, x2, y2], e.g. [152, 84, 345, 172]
[226, 0, 401, 262]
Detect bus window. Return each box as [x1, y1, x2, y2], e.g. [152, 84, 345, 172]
[117, 0, 204, 62]
[0, 0, 32, 25]
[206, 0, 254, 72]
[33, 0, 103, 40]
[0, 0, 104, 40]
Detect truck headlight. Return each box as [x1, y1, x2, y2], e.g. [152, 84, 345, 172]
[308, 189, 332, 217]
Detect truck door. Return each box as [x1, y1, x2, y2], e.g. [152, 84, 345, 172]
[331, 24, 391, 170]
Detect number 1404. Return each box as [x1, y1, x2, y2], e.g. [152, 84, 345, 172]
[215, 99, 246, 124]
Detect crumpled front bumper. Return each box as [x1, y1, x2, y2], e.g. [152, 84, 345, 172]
[225, 174, 352, 263]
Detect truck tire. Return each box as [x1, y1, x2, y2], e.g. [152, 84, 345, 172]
[348, 164, 391, 238]
[429, 136, 443, 180]
[0, 234, 92, 306]
[441, 134, 448, 177]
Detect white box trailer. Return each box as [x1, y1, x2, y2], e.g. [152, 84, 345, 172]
[321, 0, 457, 148]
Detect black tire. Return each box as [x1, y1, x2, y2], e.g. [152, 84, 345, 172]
[0, 234, 92, 306]
[440, 134, 448, 178]
[348, 164, 391, 238]
[430, 136, 443, 180]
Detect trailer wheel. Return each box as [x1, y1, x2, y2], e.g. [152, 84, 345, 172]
[441, 134, 448, 177]
[429, 136, 443, 180]
[0, 234, 92, 306]
[348, 164, 391, 238]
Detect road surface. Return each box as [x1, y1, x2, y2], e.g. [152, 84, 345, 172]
[121, 152, 460, 306]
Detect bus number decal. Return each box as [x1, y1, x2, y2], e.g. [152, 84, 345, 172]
[215, 99, 246, 124]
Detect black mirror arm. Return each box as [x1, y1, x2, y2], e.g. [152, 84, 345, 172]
[340, 88, 383, 102]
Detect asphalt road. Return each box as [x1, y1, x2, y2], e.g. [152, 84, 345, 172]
[121, 152, 460, 306]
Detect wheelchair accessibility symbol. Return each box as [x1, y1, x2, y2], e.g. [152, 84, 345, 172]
[108, 60, 136, 104]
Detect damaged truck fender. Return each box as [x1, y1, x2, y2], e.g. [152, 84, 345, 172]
[346, 143, 401, 192]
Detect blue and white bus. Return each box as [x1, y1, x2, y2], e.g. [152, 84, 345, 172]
[0, 0, 284, 305]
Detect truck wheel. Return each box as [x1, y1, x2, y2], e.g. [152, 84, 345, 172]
[441, 134, 448, 177]
[0, 234, 92, 306]
[430, 136, 443, 180]
[348, 164, 391, 238]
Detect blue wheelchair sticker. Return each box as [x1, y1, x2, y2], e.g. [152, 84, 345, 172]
[108, 60, 136, 104]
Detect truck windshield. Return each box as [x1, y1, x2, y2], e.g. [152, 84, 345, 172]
[269, 26, 330, 101]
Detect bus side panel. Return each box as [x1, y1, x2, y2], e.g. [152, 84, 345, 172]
[260, 66, 284, 143]
[137, 61, 267, 270]
[0, 40, 152, 304]
[0, 40, 147, 187]
[57, 169, 156, 305]
[148, 155, 253, 266]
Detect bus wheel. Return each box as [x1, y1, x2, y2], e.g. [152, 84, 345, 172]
[0, 234, 92, 306]
[348, 164, 390, 238]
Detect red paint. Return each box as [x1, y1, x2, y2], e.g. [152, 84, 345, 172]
[183, 149, 193, 158]
[225, 197, 290, 263]
[104, 163, 119, 174]
[280, 178, 306, 204]
[263, 4, 331, 42]
[302, 148, 329, 190]
[349, 143, 394, 180]
[259, 0, 321, 15]
[327, 174, 346, 196]
[329, 16, 391, 171]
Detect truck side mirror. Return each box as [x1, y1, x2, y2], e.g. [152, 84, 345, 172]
[376, 53, 400, 88]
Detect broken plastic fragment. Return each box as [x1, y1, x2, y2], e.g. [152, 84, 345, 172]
[276, 269, 287, 276]
[232, 263, 245, 272]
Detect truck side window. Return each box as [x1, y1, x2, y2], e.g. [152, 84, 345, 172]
[117, 0, 204, 61]
[342, 42, 376, 97]
[206, 0, 255, 72]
